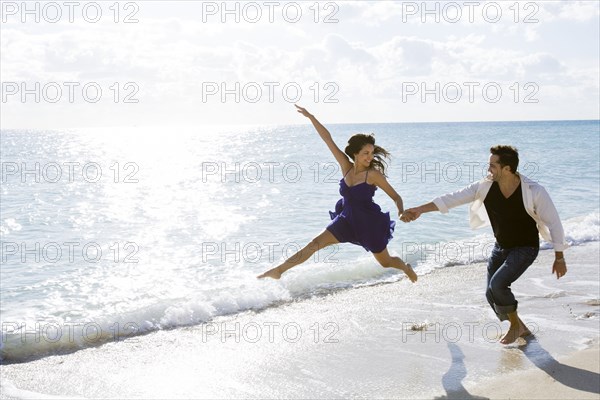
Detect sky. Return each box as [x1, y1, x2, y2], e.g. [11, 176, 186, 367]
[1, 0, 599, 128]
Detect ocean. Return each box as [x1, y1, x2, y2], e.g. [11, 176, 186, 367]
[1, 119, 599, 363]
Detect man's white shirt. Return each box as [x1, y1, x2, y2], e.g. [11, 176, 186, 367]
[431, 174, 568, 251]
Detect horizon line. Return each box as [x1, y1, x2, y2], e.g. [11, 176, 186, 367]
[1, 118, 599, 131]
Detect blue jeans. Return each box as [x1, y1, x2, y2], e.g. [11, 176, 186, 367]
[486, 243, 539, 321]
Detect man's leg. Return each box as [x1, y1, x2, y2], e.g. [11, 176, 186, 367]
[486, 243, 508, 320]
[488, 246, 539, 344]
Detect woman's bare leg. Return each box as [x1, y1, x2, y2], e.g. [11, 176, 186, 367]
[372, 248, 418, 283]
[257, 230, 339, 279]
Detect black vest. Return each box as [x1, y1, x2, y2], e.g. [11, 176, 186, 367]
[484, 181, 539, 248]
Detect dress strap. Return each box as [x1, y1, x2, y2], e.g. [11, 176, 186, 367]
[343, 168, 352, 178]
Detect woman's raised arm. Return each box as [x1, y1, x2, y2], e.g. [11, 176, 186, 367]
[295, 105, 352, 173]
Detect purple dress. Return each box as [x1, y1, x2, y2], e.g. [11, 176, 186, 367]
[326, 170, 396, 253]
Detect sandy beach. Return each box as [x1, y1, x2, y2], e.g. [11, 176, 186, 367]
[2, 242, 598, 399]
[470, 345, 600, 400]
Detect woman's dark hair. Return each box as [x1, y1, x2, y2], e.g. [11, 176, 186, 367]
[344, 133, 391, 176]
[490, 145, 519, 173]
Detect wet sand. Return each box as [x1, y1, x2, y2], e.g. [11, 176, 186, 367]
[1, 242, 598, 399]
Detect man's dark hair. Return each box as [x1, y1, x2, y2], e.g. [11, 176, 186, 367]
[490, 145, 519, 173]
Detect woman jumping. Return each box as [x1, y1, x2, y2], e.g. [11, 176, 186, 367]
[257, 105, 417, 282]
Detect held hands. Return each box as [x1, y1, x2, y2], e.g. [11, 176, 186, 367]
[400, 208, 422, 223]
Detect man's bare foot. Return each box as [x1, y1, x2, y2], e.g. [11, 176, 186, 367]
[518, 318, 532, 338]
[500, 322, 529, 344]
[257, 267, 283, 280]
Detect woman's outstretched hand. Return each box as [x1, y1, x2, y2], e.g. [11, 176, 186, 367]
[295, 104, 313, 118]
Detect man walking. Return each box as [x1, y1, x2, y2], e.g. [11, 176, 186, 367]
[402, 145, 568, 344]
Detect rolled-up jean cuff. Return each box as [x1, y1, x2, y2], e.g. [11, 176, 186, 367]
[495, 303, 517, 316]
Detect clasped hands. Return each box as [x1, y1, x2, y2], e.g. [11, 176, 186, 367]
[400, 208, 422, 223]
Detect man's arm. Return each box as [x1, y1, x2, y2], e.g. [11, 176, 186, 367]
[401, 202, 438, 222]
[534, 186, 568, 251]
[401, 180, 483, 222]
[534, 186, 568, 279]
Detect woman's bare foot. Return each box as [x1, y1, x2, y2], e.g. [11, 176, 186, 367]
[257, 267, 283, 280]
[402, 263, 418, 283]
[389, 262, 417, 283]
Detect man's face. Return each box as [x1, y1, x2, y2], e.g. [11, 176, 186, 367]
[487, 154, 509, 181]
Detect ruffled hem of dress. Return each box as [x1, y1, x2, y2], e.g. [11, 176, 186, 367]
[388, 218, 396, 240]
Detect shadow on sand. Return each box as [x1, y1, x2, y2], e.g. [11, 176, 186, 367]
[520, 336, 600, 395]
[434, 342, 489, 400]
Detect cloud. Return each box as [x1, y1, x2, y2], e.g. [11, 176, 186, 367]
[323, 34, 375, 64]
[1, 1, 597, 127]
[556, 1, 600, 22]
[339, 1, 403, 26]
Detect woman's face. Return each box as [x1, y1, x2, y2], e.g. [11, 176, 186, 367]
[354, 144, 374, 168]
